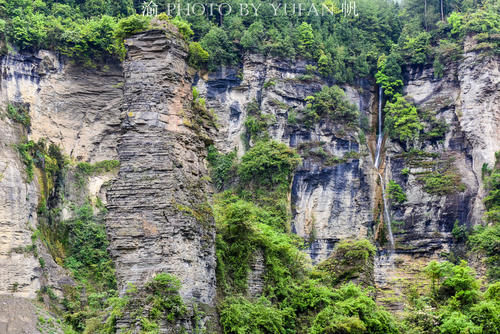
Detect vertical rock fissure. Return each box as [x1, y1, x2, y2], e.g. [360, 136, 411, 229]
[373, 86, 395, 251]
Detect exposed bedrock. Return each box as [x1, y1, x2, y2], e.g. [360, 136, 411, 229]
[105, 30, 217, 330]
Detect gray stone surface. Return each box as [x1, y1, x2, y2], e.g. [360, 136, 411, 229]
[105, 30, 217, 330]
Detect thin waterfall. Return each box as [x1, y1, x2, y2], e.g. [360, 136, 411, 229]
[378, 172, 395, 249]
[373, 86, 398, 308]
[374, 86, 383, 169]
[373, 85, 395, 250]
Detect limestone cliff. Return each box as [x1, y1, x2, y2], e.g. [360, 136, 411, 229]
[106, 29, 217, 329]
[0, 51, 122, 329]
[196, 54, 377, 263]
[195, 48, 500, 309]
[0, 27, 498, 332]
[0, 28, 216, 332]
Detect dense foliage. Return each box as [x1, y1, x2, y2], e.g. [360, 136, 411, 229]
[5, 0, 500, 333]
[238, 140, 301, 188]
[388, 180, 407, 204]
[469, 152, 500, 281]
[402, 260, 500, 334]
[1, 0, 498, 80]
[384, 94, 423, 146]
[304, 85, 359, 126]
[210, 142, 399, 333]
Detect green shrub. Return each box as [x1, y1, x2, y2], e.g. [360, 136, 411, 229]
[421, 172, 465, 196]
[399, 31, 431, 65]
[238, 140, 301, 188]
[6, 103, 30, 127]
[388, 180, 407, 204]
[220, 296, 288, 334]
[315, 239, 376, 287]
[58, 15, 125, 63]
[145, 273, 187, 323]
[170, 16, 193, 40]
[469, 224, 500, 282]
[114, 14, 150, 40]
[375, 53, 403, 98]
[433, 57, 444, 79]
[425, 260, 480, 308]
[76, 160, 120, 175]
[439, 312, 482, 334]
[188, 42, 209, 69]
[207, 145, 236, 191]
[384, 94, 423, 146]
[16, 141, 35, 181]
[304, 85, 359, 125]
[309, 284, 398, 334]
[60, 203, 117, 290]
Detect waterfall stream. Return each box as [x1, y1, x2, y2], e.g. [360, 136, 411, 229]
[374, 86, 383, 169]
[378, 172, 395, 249]
[373, 86, 395, 250]
[373, 86, 398, 305]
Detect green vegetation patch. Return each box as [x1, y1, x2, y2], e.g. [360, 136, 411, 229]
[388, 180, 407, 204]
[6, 103, 31, 128]
[469, 152, 500, 281]
[206, 145, 236, 191]
[304, 85, 359, 127]
[209, 142, 396, 334]
[297, 141, 360, 166]
[402, 260, 500, 334]
[314, 239, 376, 288]
[384, 94, 423, 146]
[421, 171, 465, 196]
[238, 140, 301, 189]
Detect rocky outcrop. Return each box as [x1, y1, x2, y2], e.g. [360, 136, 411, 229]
[197, 48, 499, 310]
[371, 45, 500, 311]
[0, 25, 498, 331]
[390, 49, 500, 254]
[0, 50, 123, 331]
[197, 54, 377, 264]
[0, 51, 122, 301]
[106, 29, 217, 330]
[0, 295, 65, 333]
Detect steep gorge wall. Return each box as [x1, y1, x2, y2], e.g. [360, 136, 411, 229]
[0, 29, 217, 332]
[0, 29, 498, 331]
[0, 51, 123, 331]
[197, 48, 499, 308]
[196, 54, 378, 263]
[0, 52, 122, 300]
[106, 29, 216, 312]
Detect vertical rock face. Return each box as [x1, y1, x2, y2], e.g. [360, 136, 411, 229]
[106, 30, 216, 311]
[373, 48, 500, 310]
[198, 49, 499, 306]
[0, 51, 122, 301]
[292, 160, 373, 262]
[196, 54, 376, 263]
[0, 118, 42, 298]
[395, 49, 500, 253]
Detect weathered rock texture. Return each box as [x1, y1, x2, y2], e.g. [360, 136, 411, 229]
[105, 30, 216, 329]
[197, 49, 499, 309]
[0, 295, 64, 334]
[0, 51, 123, 331]
[196, 54, 377, 264]
[374, 44, 500, 310]
[0, 27, 498, 331]
[0, 52, 122, 301]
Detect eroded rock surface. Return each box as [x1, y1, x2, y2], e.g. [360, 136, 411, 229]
[106, 30, 217, 330]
